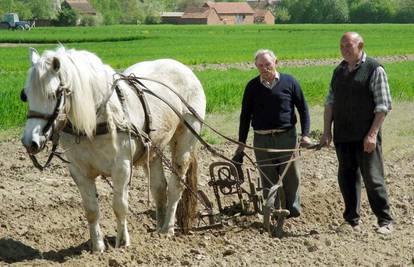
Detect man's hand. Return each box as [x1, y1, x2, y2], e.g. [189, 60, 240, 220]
[319, 132, 332, 148]
[364, 133, 377, 153]
[232, 144, 245, 164]
[235, 144, 245, 155]
[299, 135, 313, 148]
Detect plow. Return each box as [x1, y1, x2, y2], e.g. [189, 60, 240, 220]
[196, 159, 292, 237]
[195, 141, 320, 237]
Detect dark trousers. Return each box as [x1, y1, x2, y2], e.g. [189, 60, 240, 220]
[335, 139, 393, 226]
[253, 127, 301, 217]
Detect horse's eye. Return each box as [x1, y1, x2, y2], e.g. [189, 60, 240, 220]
[20, 89, 27, 102]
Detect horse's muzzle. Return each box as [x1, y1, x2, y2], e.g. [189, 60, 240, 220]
[21, 135, 46, 155]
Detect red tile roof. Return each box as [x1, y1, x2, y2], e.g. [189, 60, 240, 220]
[254, 9, 269, 17]
[182, 7, 211, 19]
[64, 0, 96, 15]
[204, 2, 255, 14]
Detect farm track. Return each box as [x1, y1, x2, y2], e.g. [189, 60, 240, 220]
[191, 54, 414, 71]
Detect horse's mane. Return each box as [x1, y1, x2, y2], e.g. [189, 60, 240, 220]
[30, 47, 116, 139]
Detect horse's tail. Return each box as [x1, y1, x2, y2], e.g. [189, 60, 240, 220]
[176, 153, 198, 234]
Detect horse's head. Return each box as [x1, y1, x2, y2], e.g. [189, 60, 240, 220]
[21, 48, 70, 154]
[21, 47, 117, 155]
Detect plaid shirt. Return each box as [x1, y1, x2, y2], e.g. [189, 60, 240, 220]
[325, 53, 392, 113]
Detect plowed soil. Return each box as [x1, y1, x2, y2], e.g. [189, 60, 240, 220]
[0, 104, 413, 266]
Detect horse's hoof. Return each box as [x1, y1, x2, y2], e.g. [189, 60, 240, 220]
[158, 227, 175, 236]
[91, 241, 105, 253]
[115, 238, 131, 248]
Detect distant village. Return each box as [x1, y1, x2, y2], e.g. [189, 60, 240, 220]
[161, 1, 277, 25]
[15, 0, 278, 27]
[2, 0, 411, 27]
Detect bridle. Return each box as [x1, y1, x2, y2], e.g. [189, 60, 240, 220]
[21, 79, 71, 170]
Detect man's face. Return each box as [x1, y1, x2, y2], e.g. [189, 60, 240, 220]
[340, 35, 363, 63]
[255, 54, 276, 76]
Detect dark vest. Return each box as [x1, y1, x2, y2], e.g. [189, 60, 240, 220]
[332, 57, 380, 143]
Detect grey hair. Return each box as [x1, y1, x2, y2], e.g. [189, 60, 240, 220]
[342, 32, 364, 44]
[254, 49, 277, 61]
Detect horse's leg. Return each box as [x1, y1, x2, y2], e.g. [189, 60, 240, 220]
[111, 160, 131, 248]
[144, 156, 167, 231]
[69, 166, 105, 252]
[162, 121, 199, 235]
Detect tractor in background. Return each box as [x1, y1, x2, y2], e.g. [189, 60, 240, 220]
[0, 13, 33, 30]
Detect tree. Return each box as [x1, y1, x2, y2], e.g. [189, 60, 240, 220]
[120, 0, 140, 24]
[293, 0, 348, 23]
[90, 0, 121, 24]
[29, 0, 55, 19]
[0, 0, 14, 14]
[321, 0, 349, 23]
[11, 1, 32, 19]
[176, 0, 205, 11]
[140, 1, 162, 24]
[56, 3, 78, 26]
[394, 0, 414, 22]
[274, 6, 291, 23]
[350, 0, 396, 23]
[278, 0, 311, 23]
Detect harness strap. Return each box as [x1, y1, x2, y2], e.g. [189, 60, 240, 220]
[124, 75, 153, 135]
[62, 122, 111, 136]
[140, 88, 235, 163]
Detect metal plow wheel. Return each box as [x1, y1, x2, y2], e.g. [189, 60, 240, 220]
[262, 183, 290, 238]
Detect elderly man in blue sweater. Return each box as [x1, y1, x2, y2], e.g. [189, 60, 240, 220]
[235, 49, 312, 219]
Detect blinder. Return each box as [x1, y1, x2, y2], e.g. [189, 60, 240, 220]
[20, 89, 27, 102]
[25, 83, 68, 139]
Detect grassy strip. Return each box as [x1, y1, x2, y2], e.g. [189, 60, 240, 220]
[1, 60, 413, 131]
[0, 25, 148, 43]
[198, 60, 414, 113]
[1, 24, 414, 71]
[0, 71, 28, 130]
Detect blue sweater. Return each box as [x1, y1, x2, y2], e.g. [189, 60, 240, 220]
[238, 73, 310, 143]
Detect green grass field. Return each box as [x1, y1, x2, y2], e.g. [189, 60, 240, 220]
[1, 24, 413, 131]
[1, 24, 414, 71]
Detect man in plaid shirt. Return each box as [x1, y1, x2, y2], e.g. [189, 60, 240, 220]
[320, 32, 393, 234]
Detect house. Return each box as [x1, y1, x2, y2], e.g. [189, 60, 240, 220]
[63, 0, 97, 16]
[160, 12, 184, 24]
[203, 2, 254, 25]
[163, 2, 274, 25]
[180, 7, 222, 24]
[254, 8, 275, 24]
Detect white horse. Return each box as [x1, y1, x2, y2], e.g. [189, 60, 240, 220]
[21, 47, 206, 252]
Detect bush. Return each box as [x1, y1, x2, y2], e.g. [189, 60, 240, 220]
[393, 0, 414, 23]
[80, 14, 103, 26]
[144, 13, 161, 24]
[56, 5, 78, 26]
[275, 7, 291, 23]
[350, 0, 396, 23]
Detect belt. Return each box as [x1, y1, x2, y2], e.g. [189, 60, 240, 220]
[254, 128, 289, 135]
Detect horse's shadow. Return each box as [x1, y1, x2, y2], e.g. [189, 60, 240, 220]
[0, 238, 89, 264]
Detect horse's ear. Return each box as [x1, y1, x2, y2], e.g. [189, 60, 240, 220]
[52, 57, 60, 72]
[29, 47, 40, 65]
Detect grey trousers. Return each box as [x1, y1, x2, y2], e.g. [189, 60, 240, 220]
[253, 127, 301, 217]
[335, 139, 393, 226]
